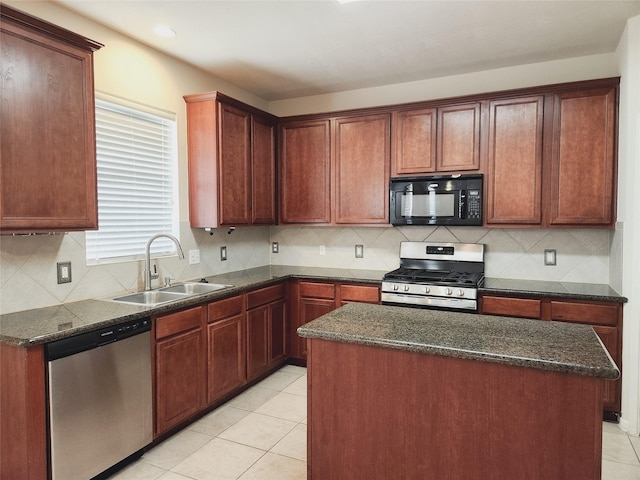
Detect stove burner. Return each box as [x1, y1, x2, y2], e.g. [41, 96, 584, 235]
[383, 268, 482, 286]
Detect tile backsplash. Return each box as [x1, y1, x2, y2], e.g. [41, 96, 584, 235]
[0, 224, 610, 314]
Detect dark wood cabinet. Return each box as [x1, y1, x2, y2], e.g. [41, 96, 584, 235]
[485, 96, 544, 225]
[479, 293, 623, 415]
[334, 114, 390, 224]
[549, 86, 617, 226]
[184, 92, 277, 228]
[437, 102, 481, 172]
[279, 120, 332, 224]
[0, 5, 102, 233]
[246, 283, 287, 380]
[155, 306, 207, 436]
[207, 295, 246, 403]
[391, 108, 437, 175]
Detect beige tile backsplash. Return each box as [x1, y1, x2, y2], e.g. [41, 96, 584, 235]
[0, 224, 611, 314]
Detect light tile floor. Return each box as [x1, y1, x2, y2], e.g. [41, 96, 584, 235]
[109, 365, 640, 480]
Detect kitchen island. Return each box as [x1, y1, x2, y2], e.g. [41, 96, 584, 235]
[298, 303, 619, 480]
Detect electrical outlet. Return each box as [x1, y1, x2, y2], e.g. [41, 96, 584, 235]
[57, 261, 72, 284]
[272, 242, 279, 253]
[355, 244, 364, 258]
[220, 246, 227, 261]
[319, 245, 326, 256]
[189, 249, 200, 265]
[544, 249, 557, 266]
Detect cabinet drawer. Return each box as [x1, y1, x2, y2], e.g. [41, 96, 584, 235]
[208, 294, 244, 323]
[156, 306, 205, 340]
[246, 283, 286, 309]
[481, 296, 541, 319]
[299, 281, 335, 299]
[340, 284, 380, 304]
[550, 301, 618, 326]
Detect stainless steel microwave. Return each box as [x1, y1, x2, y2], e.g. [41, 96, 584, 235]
[389, 174, 483, 226]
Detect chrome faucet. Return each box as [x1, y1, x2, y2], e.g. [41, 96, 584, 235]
[144, 234, 185, 291]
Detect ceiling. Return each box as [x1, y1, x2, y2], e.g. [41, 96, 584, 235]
[54, 0, 640, 101]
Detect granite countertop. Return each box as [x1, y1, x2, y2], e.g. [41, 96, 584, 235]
[0, 264, 626, 347]
[298, 302, 620, 380]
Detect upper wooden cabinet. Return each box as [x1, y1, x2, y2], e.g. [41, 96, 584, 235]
[334, 114, 390, 224]
[549, 87, 617, 226]
[0, 5, 102, 233]
[391, 102, 480, 176]
[485, 96, 544, 225]
[279, 120, 331, 224]
[184, 92, 277, 228]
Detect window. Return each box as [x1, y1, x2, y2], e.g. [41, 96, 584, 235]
[86, 95, 178, 264]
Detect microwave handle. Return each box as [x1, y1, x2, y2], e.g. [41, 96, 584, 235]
[459, 190, 467, 219]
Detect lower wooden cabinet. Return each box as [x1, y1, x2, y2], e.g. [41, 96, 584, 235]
[479, 293, 623, 415]
[154, 306, 207, 436]
[246, 284, 287, 380]
[207, 295, 246, 403]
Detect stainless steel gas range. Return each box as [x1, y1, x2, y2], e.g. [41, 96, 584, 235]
[382, 242, 484, 311]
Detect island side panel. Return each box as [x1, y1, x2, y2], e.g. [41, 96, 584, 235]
[307, 338, 604, 480]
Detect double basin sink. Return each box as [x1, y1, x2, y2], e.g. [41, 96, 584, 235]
[113, 282, 232, 307]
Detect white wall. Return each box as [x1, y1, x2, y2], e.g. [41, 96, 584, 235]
[615, 14, 640, 436]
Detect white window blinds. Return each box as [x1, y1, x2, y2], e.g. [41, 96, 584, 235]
[86, 97, 178, 263]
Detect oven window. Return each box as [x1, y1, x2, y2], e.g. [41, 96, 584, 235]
[400, 192, 455, 217]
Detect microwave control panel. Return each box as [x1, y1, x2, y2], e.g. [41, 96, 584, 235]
[467, 190, 482, 219]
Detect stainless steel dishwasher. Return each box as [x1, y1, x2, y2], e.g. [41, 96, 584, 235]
[46, 317, 153, 480]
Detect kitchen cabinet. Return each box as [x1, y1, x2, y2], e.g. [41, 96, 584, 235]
[246, 283, 287, 380]
[279, 120, 332, 224]
[479, 293, 622, 415]
[391, 102, 481, 176]
[334, 113, 390, 224]
[207, 294, 246, 403]
[154, 306, 207, 436]
[289, 281, 380, 359]
[0, 5, 102, 233]
[549, 86, 617, 226]
[485, 96, 544, 225]
[184, 92, 277, 228]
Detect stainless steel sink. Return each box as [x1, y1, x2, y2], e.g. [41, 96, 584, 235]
[159, 282, 231, 295]
[111, 282, 232, 306]
[112, 290, 189, 306]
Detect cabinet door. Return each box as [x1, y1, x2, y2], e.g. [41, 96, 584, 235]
[280, 120, 331, 223]
[207, 313, 245, 403]
[270, 299, 287, 364]
[391, 108, 437, 175]
[486, 97, 544, 225]
[298, 297, 336, 358]
[480, 295, 542, 319]
[437, 103, 481, 172]
[592, 325, 620, 412]
[251, 114, 277, 224]
[339, 284, 380, 305]
[155, 308, 206, 435]
[246, 305, 270, 380]
[334, 114, 390, 224]
[549, 87, 616, 226]
[218, 102, 251, 225]
[0, 19, 98, 232]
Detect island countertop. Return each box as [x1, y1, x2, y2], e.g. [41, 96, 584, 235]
[298, 302, 619, 380]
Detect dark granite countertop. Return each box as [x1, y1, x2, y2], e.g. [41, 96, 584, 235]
[0, 265, 386, 347]
[298, 302, 620, 380]
[0, 264, 626, 347]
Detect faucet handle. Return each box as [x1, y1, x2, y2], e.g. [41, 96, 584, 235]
[150, 263, 159, 280]
[164, 276, 173, 287]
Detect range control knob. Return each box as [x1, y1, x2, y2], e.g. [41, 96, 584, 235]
[403, 285, 410, 292]
[424, 286, 431, 294]
[393, 284, 399, 291]
[445, 288, 453, 296]
[456, 289, 465, 297]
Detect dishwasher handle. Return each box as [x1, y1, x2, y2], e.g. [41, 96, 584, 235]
[46, 318, 151, 361]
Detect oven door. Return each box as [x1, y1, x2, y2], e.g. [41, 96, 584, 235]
[381, 292, 478, 311]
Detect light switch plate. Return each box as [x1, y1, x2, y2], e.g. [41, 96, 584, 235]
[189, 249, 200, 265]
[319, 245, 326, 256]
[355, 244, 364, 258]
[57, 261, 72, 284]
[220, 246, 227, 261]
[544, 249, 557, 266]
[272, 242, 279, 253]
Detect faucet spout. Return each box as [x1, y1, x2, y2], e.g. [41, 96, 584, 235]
[144, 233, 185, 291]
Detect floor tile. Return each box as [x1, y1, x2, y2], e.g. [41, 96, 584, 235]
[218, 412, 297, 450]
[629, 435, 640, 460]
[604, 422, 629, 435]
[143, 429, 213, 470]
[282, 375, 307, 396]
[602, 458, 640, 480]
[255, 391, 307, 422]
[171, 437, 264, 480]
[187, 405, 250, 437]
[602, 432, 640, 466]
[254, 371, 301, 391]
[270, 423, 307, 462]
[226, 386, 278, 411]
[237, 452, 306, 480]
[157, 472, 195, 480]
[107, 459, 166, 480]
[279, 365, 308, 375]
